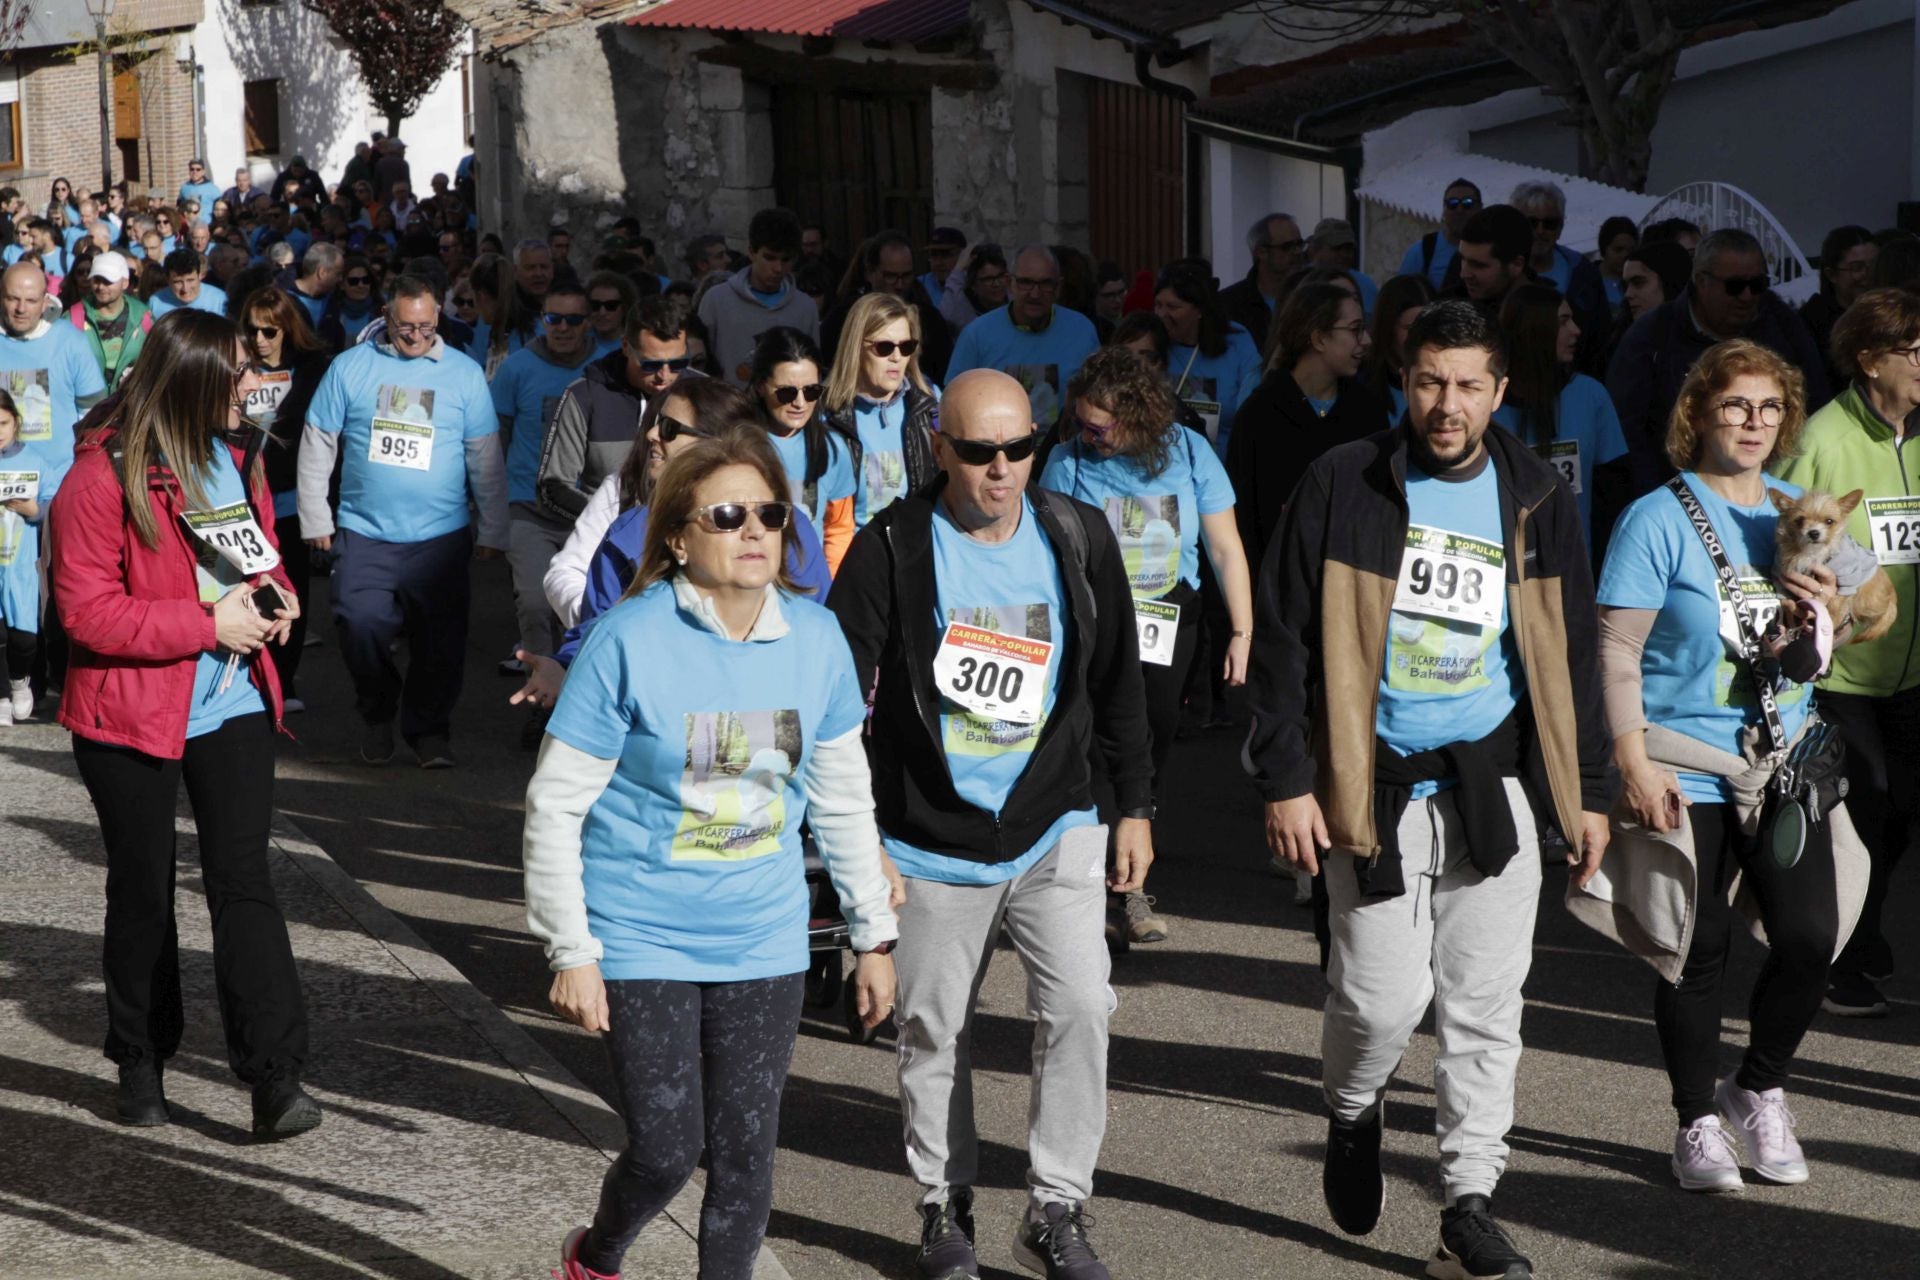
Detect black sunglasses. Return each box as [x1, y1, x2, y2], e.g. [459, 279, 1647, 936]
[772, 383, 824, 406]
[246, 325, 280, 340]
[942, 430, 1043, 467]
[865, 339, 919, 357]
[657, 412, 711, 443]
[344, 274, 371, 286]
[1445, 195, 1480, 209]
[638, 355, 694, 375]
[589, 298, 625, 312]
[543, 312, 589, 328]
[686, 501, 791, 533]
[1710, 274, 1770, 297]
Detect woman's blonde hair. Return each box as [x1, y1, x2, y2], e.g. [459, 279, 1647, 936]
[823, 291, 930, 412]
[626, 421, 801, 600]
[1665, 338, 1808, 472]
[105, 309, 249, 549]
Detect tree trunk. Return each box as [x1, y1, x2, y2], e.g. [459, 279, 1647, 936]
[386, 112, 402, 140]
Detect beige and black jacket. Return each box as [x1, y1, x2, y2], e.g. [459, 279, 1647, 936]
[1244, 424, 1615, 854]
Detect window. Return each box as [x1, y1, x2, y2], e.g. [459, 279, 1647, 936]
[243, 79, 281, 155]
[0, 63, 21, 173]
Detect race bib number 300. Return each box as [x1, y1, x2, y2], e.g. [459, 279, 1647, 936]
[182, 501, 280, 575]
[1392, 524, 1504, 631]
[0, 470, 38, 502]
[933, 622, 1051, 725]
[1865, 495, 1920, 565]
[368, 418, 434, 470]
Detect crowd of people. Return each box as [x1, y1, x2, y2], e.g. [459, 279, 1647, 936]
[10, 147, 1918, 1280]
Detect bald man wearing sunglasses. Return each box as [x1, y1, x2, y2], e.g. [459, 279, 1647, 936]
[828, 368, 1152, 1280]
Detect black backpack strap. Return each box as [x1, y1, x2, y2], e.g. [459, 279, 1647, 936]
[1032, 486, 1095, 622]
[1420, 230, 1438, 276]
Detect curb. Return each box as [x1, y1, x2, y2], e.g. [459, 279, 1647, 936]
[269, 810, 795, 1280]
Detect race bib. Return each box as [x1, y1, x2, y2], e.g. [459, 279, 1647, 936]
[182, 501, 280, 575]
[368, 418, 433, 470]
[246, 370, 293, 423]
[0, 469, 37, 502]
[1716, 574, 1784, 654]
[1133, 598, 1179, 667]
[1186, 398, 1222, 443]
[933, 622, 1051, 725]
[1535, 439, 1581, 494]
[1392, 524, 1504, 631]
[1865, 495, 1920, 565]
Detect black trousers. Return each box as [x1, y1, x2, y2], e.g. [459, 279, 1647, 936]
[1140, 582, 1204, 792]
[1819, 686, 1920, 978]
[268, 512, 311, 696]
[0, 613, 34, 683]
[581, 974, 804, 1280]
[1655, 802, 1837, 1123]
[73, 712, 309, 1083]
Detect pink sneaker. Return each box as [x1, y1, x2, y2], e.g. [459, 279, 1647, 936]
[1716, 1078, 1809, 1184]
[552, 1226, 620, 1280]
[1671, 1115, 1743, 1192]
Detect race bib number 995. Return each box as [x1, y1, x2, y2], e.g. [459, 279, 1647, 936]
[369, 418, 434, 470]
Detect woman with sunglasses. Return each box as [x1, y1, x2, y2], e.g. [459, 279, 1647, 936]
[749, 326, 859, 574]
[333, 253, 382, 345]
[528, 424, 898, 1280]
[241, 287, 333, 712]
[585, 270, 636, 360]
[1039, 345, 1253, 944]
[49, 308, 317, 1137]
[46, 176, 80, 229]
[823, 292, 939, 529]
[1153, 262, 1262, 459]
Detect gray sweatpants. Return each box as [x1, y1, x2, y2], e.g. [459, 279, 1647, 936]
[507, 506, 570, 657]
[1322, 777, 1542, 1205]
[894, 823, 1113, 1210]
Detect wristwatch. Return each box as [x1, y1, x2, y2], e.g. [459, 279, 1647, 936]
[854, 939, 896, 957]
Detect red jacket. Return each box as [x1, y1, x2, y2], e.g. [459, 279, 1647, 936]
[50, 420, 291, 758]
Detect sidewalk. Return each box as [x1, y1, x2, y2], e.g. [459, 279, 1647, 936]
[0, 719, 790, 1280]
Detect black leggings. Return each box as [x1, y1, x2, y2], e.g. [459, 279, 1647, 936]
[580, 973, 804, 1280]
[1655, 802, 1838, 1123]
[1141, 582, 1204, 790]
[0, 614, 34, 683]
[1819, 686, 1920, 977]
[73, 712, 309, 1082]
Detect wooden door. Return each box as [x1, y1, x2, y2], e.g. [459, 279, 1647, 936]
[773, 84, 932, 263]
[1087, 78, 1183, 274]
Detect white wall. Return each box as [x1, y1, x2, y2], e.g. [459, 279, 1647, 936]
[1203, 135, 1346, 280]
[196, 0, 470, 191]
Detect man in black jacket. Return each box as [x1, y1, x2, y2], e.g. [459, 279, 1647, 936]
[829, 369, 1151, 1280]
[1219, 211, 1306, 351]
[1248, 302, 1612, 1280]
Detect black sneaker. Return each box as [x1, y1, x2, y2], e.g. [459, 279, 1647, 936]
[1427, 1194, 1531, 1280]
[1011, 1201, 1109, 1280]
[361, 719, 396, 765]
[115, 1059, 169, 1127]
[252, 1072, 324, 1141]
[1822, 972, 1889, 1018]
[415, 734, 456, 770]
[1860, 936, 1895, 984]
[916, 1189, 979, 1280]
[1324, 1105, 1384, 1235]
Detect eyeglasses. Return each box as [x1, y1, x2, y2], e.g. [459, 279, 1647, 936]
[637, 355, 694, 375]
[771, 383, 824, 406]
[1260, 238, 1306, 253]
[589, 298, 625, 312]
[1528, 216, 1563, 231]
[865, 339, 919, 358]
[685, 501, 791, 534]
[542, 312, 589, 328]
[877, 271, 916, 290]
[1444, 195, 1480, 209]
[972, 271, 1008, 287]
[1012, 277, 1060, 292]
[246, 325, 280, 340]
[1327, 322, 1369, 338]
[451, 294, 475, 308]
[657, 412, 711, 442]
[1716, 397, 1787, 427]
[1708, 273, 1770, 297]
[344, 275, 371, 286]
[391, 322, 437, 338]
[1889, 344, 1920, 367]
[942, 430, 1044, 466]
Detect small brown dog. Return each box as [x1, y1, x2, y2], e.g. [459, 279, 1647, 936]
[1770, 487, 1897, 644]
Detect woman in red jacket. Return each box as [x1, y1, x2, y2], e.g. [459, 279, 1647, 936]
[50, 308, 319, 1139]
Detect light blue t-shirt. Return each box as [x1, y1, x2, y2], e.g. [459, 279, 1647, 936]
[1305, 394, 1338, 419]
[1492, 372, 1628, 546]
[592, 333, 623, 360]
[1387, 385, 1407, 425]
[885, 496, 1098, 885]
[1597, 473, 1810, 804]
[0, 323, 107, 452]
[148, 283, 229, 318]
[849, 385, 940, 527]
[292, 288, 328, 331]
[545, 580, 867, 981]
[1376, 460, 1521, 795]
[0, 438, 62, 629]
[1039, 426, 1233, 596]
[1169, 323, 1262, 459]
[946, 304, 1099, 430]
[768, 425, 856, 531]
[178, 180, 224, 218]
[1398, 235, 1458, 290]
[1347, 269, 1379, 318]
[182, 446, 269, 737]
[307, 341, 498, 544]
[491, 343, 590, 505]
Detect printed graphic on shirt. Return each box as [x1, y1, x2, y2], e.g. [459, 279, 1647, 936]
[942, 604, 1051, 757]
[0, 508, 21, 566]
[1006, 364, 1061, 427]
[1714, 569, 1808, 711]
[865, 449, 907, 515]
[2, 369, 51, 442]
[1386, 613, 1497, 694]
[672, 709, 802, 861]
[1105, 494, 1180, 599]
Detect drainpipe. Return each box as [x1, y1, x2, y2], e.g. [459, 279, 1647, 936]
[1134, 45, 1195, 103]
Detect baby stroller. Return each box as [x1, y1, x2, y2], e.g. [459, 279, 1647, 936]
[803, 834, 884, 1045]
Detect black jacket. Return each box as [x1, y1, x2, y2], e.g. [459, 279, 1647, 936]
[828, 480, 1153, 864]
[1220, 268, 1275, 353]
[1226, 370, 1390, 563]
[824, 384, 939, 498]
[259, 351, 330, 501]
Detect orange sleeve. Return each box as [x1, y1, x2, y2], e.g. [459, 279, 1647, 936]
[821, 496, 856, 576]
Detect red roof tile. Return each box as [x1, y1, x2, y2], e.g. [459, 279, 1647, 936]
[627, 0, 970, 41]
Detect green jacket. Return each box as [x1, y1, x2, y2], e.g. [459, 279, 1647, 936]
[72, 294, 151, 389]
[1774, 383, 1920, 696]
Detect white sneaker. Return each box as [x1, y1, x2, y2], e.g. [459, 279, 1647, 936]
[1672, 1115, 1743, 1191]
[1717, 1078, 1808, 1184]
[7, 678, 30, 720]
[0, 698, 12, 727]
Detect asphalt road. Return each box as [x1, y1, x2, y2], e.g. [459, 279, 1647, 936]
[272, 561, 1920, 1279]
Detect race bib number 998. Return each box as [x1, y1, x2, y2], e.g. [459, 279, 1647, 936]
[1392, 524, 1504, 631]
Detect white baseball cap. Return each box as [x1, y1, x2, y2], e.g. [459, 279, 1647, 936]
[89, 251, 130, 284]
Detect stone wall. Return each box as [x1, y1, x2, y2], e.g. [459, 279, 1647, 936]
[1363, 202, 1436, 284]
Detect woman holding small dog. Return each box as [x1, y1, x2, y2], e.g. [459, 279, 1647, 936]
[1579, 339, 1866, 1194]
[1775, 286, 1920, 1018]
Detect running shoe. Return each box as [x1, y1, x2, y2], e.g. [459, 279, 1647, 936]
[917, 1189, 979, 1280]
[1012, 1201, 1109, 1280]
[7, 677, 31, 720]
[1324, 1105, 1384, 1235]
[251, 1071, 323, 1141]
[361, 720, 395, 765]
[1672, 1114, 1743, 1192]
[1427, 1194, 1531, 1280]
[553, 1225, 620, 1280]
[415, 734, 456, 770]
[1822, 972, 1889, 1017]
[1123, 891, 1167, 944]
[1717, 1078, 1808, 1184]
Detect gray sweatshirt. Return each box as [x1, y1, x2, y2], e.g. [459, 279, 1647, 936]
[696, 266, 819, 386]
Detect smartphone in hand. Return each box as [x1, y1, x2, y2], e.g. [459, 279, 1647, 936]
[250, 582, 286, 617]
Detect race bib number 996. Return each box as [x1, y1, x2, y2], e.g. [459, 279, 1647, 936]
[0, 470, 38, 502]
[1392, 524, 1504, 631]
